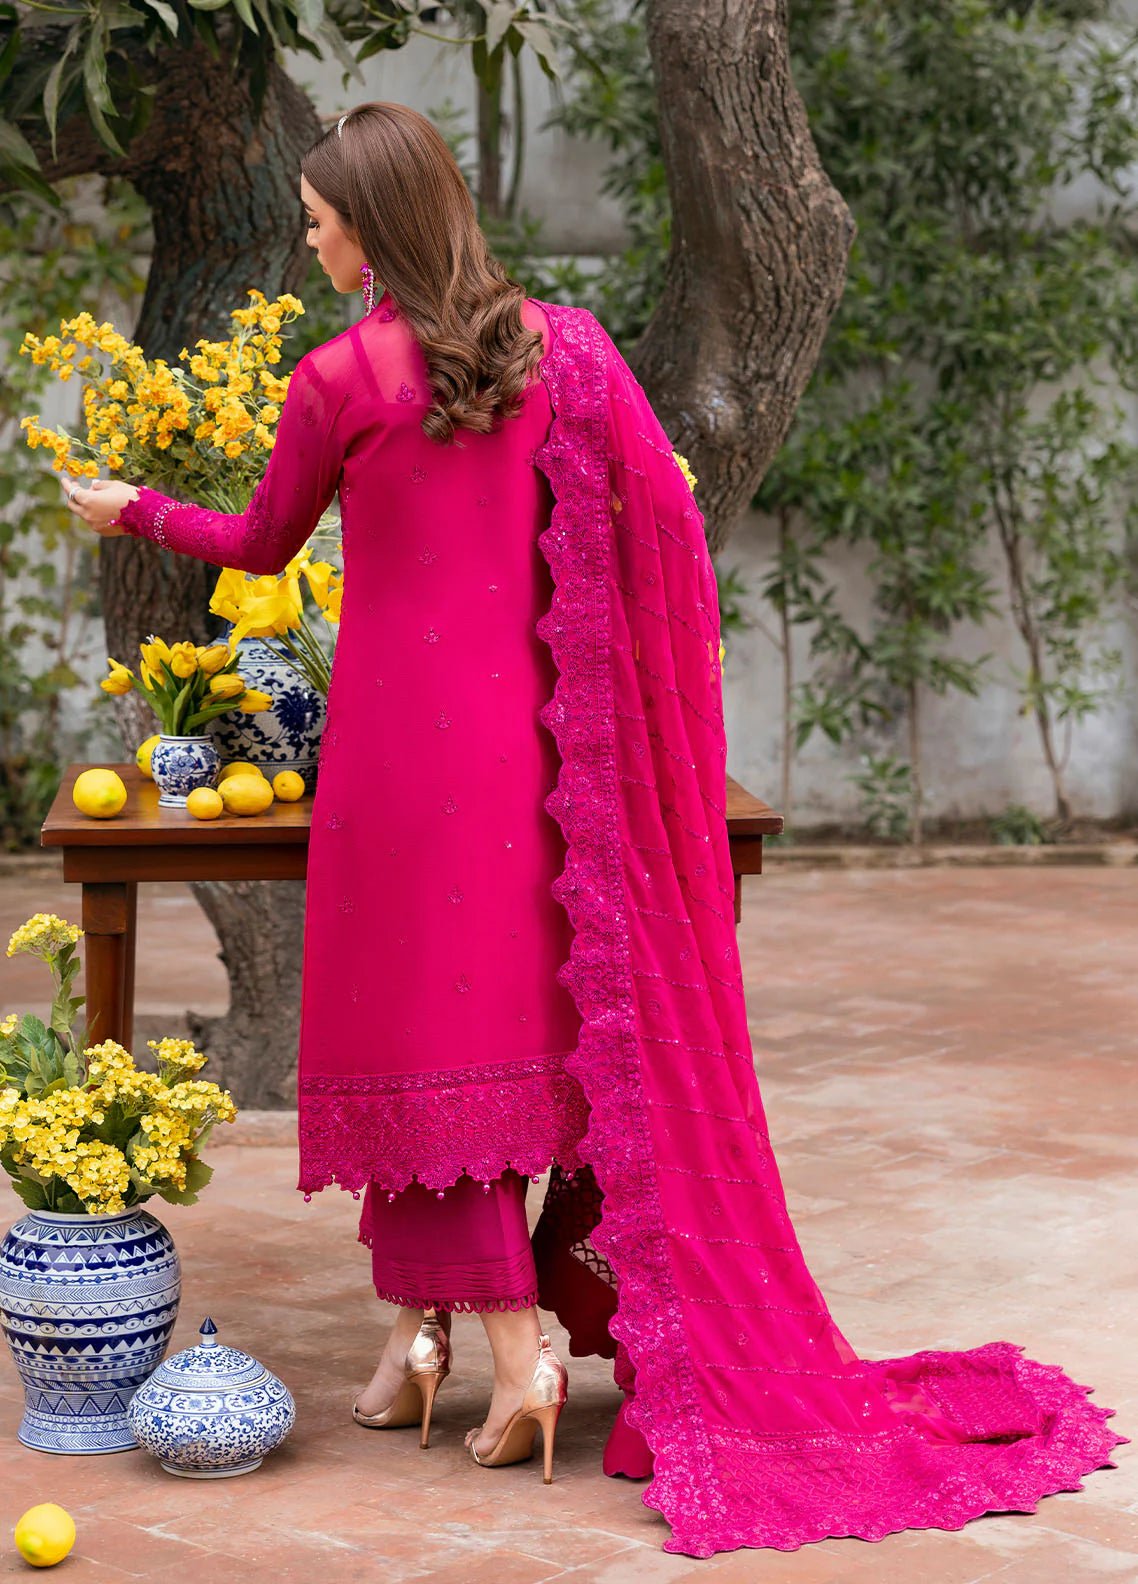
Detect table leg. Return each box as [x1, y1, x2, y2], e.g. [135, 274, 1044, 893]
[121, 881, 138, 1053]
[82, 882, 130, 1047]
[734, 872, 742, 925]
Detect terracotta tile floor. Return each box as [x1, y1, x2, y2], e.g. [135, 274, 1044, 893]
[0, 865, 1134, 1581]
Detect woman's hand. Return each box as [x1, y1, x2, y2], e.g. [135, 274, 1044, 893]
[60, 475, 140, 537]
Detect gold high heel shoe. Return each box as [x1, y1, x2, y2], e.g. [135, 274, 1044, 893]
[352, 1312, 452, 1449]
[464, 1332, 568, 1484]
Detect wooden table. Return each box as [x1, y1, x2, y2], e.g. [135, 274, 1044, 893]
[41, 762, 783, 1049]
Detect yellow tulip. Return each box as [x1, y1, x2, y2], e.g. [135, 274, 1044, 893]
[236, 688, 273, 713]
[167, 641, 199, 680]
[208, 672, 245, 699]
[209, 568, 251, 624]
[322, 583, 343, 624]
[139, 636, 172, 681]
[100, 659, 134, 696]
[268, 565, 306, 619]
[228, 593, 300, 647]
[301, 560, 337, 610]
[196, 644, 230, 676]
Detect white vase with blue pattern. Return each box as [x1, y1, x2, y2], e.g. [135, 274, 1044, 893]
[0, 1206, 181, 1454]
[150, 733, 221, 809]
[207, 629, 326, 793]
[127, 1316, 295, 1477]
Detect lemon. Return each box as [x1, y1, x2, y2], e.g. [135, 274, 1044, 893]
[72, 768, 127, 819]
[135, 734, 160, 779]
[272, 771, 305, 802]
[218, 760, 265, 783]
[218, 773, 274, 816]
[185, 787, 224, 820]
[14, 1502, 76, 1567]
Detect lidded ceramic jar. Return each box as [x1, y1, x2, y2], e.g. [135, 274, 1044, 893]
[127, 1316, 295, 1477]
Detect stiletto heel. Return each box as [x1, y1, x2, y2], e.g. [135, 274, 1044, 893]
[414, 1367, 444, 1450]
[352, 1312, 452, 1447]
[530, 1400, 563, 1485]
[464, 1333, 568, 1482]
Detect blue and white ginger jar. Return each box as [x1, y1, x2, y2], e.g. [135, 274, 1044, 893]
[127, 1316, 295, 1477]
[150, 733, 221, 809]
[0, 1206, 181, 1454]
[208, 630, 326, 793]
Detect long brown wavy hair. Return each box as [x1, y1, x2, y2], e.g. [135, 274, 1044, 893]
[300, 102, 547, 446]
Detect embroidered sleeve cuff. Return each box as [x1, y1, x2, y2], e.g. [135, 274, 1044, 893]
[118, 484, 182, 552]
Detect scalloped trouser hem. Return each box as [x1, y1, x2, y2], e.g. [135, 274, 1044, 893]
[359, 1167, 539, 1312]
[372, 1290, 539, 1314]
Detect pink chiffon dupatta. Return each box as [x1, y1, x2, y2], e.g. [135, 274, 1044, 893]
[528, 300, 1125, 1557]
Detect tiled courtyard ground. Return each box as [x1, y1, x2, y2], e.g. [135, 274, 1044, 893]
[0, 862, 1134, 1582]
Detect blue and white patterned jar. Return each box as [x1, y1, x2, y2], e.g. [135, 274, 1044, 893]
[150, 733, 221, 810]
[127, 1316, 295, 1477]
[208, 629, 326, 793]
[0, 1206, 180, 1455]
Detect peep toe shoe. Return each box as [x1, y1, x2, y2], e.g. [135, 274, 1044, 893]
[352, 1312, 452, 1450]
[464, 1332, 568, 1484]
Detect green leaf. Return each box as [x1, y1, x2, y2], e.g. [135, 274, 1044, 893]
[293, 0, 325, 32]
[170, 675, 195, 734]
[485, 2, 517, 56]
[156, 1154, 213, 1206]
[19, 1014, 51, 1048]
[42, 23, 82, 164]
[82, 14, 126, 158]
[0, 17, 21, 90]
[0, 117, 40, 171]
[9, 1176, 49, 1211]
[139, 0, 180, 36]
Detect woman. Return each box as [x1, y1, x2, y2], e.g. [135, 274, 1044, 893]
[65, 102, 1123, 1558]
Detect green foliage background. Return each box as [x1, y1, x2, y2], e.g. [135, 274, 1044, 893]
[2, 0, 1136, 847]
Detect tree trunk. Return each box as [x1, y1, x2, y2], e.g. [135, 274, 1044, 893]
[996, 523, 1073, 824]
[777, 506, 794, 828]
[17, 28, 327, 1104]
[639, 0, 855, 554]
[186, 879, 306, 1109]
[907, 678, 924, 846]
[477, 71, 504, 219]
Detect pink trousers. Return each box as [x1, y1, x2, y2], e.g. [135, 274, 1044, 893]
[358, 1169, 538, 1312]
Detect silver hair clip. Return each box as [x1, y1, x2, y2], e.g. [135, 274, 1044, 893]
[336, 113, 348, 139]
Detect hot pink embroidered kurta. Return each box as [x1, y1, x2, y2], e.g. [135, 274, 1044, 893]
[119, 290, 588, 1199]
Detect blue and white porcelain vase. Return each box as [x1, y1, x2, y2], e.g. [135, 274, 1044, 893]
[128, 1316, 295, 1477]
[208, 629, 326, 794]
[0, 1206, 180, 1455]
[150, 733, 221, 810]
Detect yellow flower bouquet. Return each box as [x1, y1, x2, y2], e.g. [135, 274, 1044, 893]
[1, 914, 236, 1214]
[102, 632, 273, 735]
[17, 289, 337, 525]
[211, 546, 342, 697]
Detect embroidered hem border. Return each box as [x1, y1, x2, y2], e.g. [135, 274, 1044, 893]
[526, 300, 1126, 1558]
[295, 1054, 587, 1195]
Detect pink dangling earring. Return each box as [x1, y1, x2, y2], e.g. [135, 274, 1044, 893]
[360, 262, 376, 314]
